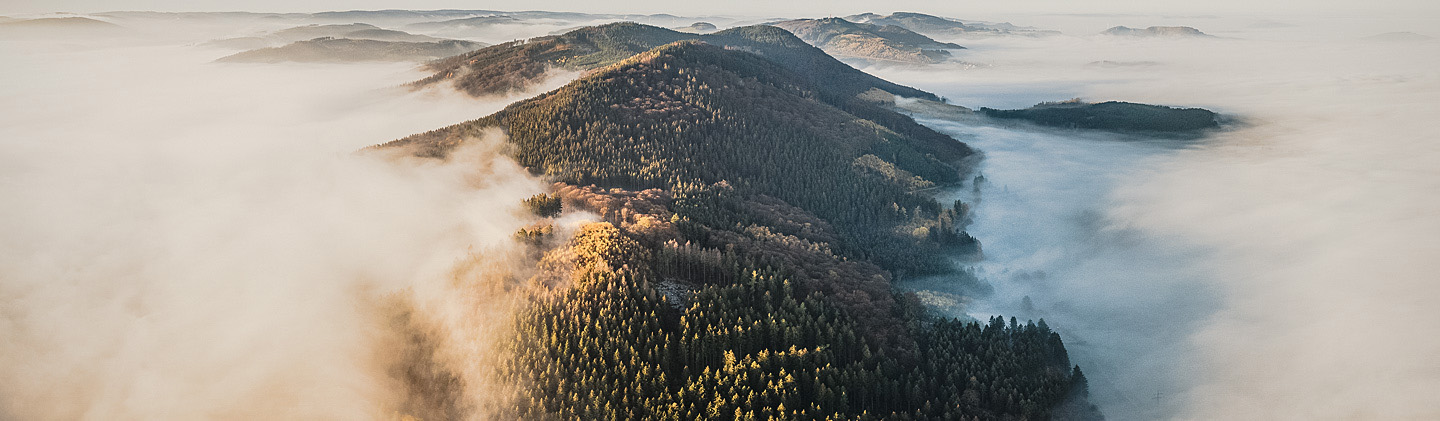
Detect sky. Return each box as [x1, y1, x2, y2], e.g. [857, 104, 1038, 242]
[3, 0, 1437, 17]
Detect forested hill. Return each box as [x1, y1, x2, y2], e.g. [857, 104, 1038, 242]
[410, 22, 938, 101]
[378, 40, 1101, 420]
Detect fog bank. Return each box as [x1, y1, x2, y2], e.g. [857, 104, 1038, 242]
[0, 36, 550, 419]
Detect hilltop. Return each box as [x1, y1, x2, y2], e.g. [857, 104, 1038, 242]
[377, 40, 1099, 420]
[770, 17, 962, 64]
[410, 22, 938, 102]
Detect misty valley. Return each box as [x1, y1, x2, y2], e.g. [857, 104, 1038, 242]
[1, 6, 1437, 421]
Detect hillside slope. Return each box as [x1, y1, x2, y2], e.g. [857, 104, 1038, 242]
[770, 17, 962, 64]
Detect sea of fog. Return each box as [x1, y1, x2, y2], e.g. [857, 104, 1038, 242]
[1, 9, 1437, 421]
[866, 12, 1440, 421]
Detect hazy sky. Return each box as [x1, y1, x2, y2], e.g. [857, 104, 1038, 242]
[3, 0, 1437, 17]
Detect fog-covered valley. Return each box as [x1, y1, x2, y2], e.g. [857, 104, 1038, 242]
[2, 6, 1437, 420]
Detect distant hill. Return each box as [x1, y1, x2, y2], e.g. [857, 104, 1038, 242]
[412, 22, 939, 103]
[1361, 31, 1433, 43]
[272, 23, 387, 41]
[204, 23, 451, 50]
[770, 17, 962, 64]
[845, 12, 1056, 38]
[311, 9, 505, 24]
[672, 21, 717, 33]
[0, 17, 128, 38]
[1100, 26, 1213, 38]
[0, 16, 118, 29]
[216, 38, 485, 63]
[980, 100, 1219, 133]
